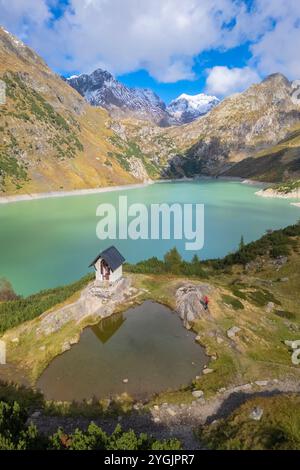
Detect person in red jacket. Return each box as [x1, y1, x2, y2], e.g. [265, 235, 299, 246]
[203, 295, 209, 310]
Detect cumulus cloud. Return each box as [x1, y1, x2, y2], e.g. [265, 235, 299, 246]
[1, 0, 300, 91]
[249, 0, 300, 79]
[0, 0, 239, 81]
[0, 0, 51, 39]
[205, 66, 261, 96]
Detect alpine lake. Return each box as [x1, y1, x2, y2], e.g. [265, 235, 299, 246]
[1, 180, 299, 400]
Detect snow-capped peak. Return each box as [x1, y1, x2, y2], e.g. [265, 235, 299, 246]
[167, 92, 220, 123]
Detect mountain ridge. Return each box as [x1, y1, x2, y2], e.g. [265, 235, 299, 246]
[0, 27, 145, 195]
[1, 26, 300, 197]
[66, 69, 219, 126]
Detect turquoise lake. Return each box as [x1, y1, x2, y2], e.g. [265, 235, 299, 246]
[0, 180, 299, 296]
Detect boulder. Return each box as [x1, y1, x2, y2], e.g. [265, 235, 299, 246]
[265, 302, 275, 313]
[203, 368, 214, 375]
[176, 283, 212, 329]
[291, 348, 300, 365]
[249, 407, 264, 421]
[255, 380, 268, 387]
[192, 390, 204, 398]
[227, 326, 241, 339]
[284, 339, 300, 350]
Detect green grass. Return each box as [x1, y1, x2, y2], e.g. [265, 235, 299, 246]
[198, 394, 300, 450]
[221, 294, 244, 310]
[0, 72, 83, 189]
[0, 274, 93, 334]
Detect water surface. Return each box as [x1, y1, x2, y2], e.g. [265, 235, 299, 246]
[0, 180, 299, 295]
[37, 301, 206, 401]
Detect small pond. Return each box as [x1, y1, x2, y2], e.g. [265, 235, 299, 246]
[37, 301, 207, 401]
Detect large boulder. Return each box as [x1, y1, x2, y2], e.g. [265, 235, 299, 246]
[176, 283, 212, 329]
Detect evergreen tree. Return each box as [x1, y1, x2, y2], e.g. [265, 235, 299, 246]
[164, 247, 182, 274]
[239, 235, 245, 251]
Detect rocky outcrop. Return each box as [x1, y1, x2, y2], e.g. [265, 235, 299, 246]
[128, 157, 151, 182]
[176, 283, 212, 329]
[256, 187, 300, 199]
[36, 277, 138, 336]
[227, 326, 241, 340]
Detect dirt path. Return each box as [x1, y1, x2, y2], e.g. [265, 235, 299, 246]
[30, 379, 300, 450]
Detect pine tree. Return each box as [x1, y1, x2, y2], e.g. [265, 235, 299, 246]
[239, 235, 245, 251]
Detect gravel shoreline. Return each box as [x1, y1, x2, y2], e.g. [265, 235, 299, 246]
[0, 177, 265, 205]
[0, 182, 154, 205]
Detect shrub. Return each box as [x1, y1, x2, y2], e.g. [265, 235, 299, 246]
[0, 400, 181, 450]
[0, 278, 19, 301]
[0, 274, 93, 334]
[221, 294, 244, 310]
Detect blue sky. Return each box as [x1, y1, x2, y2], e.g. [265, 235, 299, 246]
[1, 0, 300, 103]
[119, 43, 252, 103]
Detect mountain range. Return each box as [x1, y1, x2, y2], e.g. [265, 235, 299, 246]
[66, 69, 219, 125]
[0, 26, 300, 196]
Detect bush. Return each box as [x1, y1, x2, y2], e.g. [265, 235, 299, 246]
[0, 400, 181, 450]
[208, 221, 300, 270]
[0, 278, 19, 301]
[125, 248, 207, 278]
[221, 294, 244, 310]
[0, 274, 93, 334]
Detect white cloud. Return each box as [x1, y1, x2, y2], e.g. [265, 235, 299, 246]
[0, 0, 51, 40]
[0, 0, 239, 81]
[249, 1, 300, 79]
[1, 0, 300, 90]
[205, 66, 261, 96]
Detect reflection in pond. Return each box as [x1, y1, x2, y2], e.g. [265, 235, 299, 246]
[37, 301, 207, 401]
[92, 314, 126, 344]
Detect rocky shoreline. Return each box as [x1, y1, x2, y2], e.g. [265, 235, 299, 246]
[255, 187, 300, 200]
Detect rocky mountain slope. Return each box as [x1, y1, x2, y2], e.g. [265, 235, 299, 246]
[67, 69, 218, 126]
[1, 26, 300, 195]
[166, 93, 219, 124]
[115, 73, 300, 182]
[0, 27, 149, 195]
[66, 69, 171, 125]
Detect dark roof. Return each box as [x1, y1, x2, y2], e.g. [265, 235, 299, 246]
[89, 246, 125, 271]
